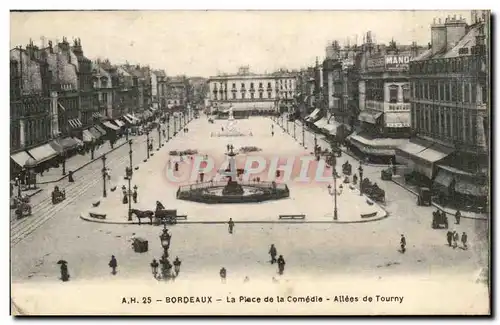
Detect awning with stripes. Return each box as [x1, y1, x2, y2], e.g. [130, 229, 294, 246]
[92, 112, 103, 119]
[114, 119, 125, 128]
[122, 115, 134, 124]
[82, 129, 96, 143]
[68, 118, 83, 129]
[27, 143, 59, 164]
[102, 121, 120, 131]
[11, 151, 34, 167]
[127, 114, 140, 122]
[88, 127, 102, 139]
[94, 125, 106, 135]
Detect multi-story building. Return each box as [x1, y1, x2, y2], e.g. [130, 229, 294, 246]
[345, 34, 426, 162]
[10, 43, 53, 171]
[396, 12, 489, 209]
[208, 66, 296, 112]
[166, 75, 189, 110]
[295, 67, 317, 117]
[188, 77, 209, 109]
[92, 59, 114, 118]
[151, 69, 167, 111]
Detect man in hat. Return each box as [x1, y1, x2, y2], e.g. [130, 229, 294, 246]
[269, 244, 277, 264]
[228, 218, 235, 234]
[277, 255, 286, 275]
[109, 255, 118, 275]
[220, 267, 227, 283]
[455, 210, 461, 225]
[453, 231, 459, 249]
[400, 234, 406, 254]
[461, 232, 468, 250]
[446, 230, 453, 247]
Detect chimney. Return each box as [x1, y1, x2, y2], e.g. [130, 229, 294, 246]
[48, 40, 53, 54]
[444, 15, 467, 52]
[431, 17, 446, 55]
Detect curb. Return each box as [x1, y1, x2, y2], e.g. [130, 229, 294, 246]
[390, 178, 488, 221]
[25, 188, 43, 198]
[80, 210, 389, 225]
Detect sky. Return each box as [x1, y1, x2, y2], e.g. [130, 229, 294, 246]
[10, 10, 472, 77]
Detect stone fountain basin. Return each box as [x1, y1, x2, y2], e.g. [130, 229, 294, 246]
[176, 184, 290, 204]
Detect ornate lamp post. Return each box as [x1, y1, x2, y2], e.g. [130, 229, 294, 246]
[126, 140, 133, 221]
[157, 125, 161, 150]
[314, 132, 317, 151]
[15, 176, 21, 198]
[327, 155, 338, 221]
[151, 224, 181, 281]
[174, 115, 177, 135]
[166, 115, 170, 141]
[101, 154, 107, 198]
[146, 131, 150, 160]
[293, 120, 296, 139]
[358, 163, 364, 196]
[61, 152, 67, 176]
[286, 115, 289, 134]
[302, 120, 305, 147]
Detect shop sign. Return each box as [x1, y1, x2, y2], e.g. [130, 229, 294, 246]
[385, 55, 411, 70]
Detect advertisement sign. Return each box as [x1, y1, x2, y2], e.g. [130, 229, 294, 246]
[366, 55, 412, 72]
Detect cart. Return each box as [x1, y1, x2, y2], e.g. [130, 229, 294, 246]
[417, 187, 432, 206]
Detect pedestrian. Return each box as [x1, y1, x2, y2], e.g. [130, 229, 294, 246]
[400, 234, 406, 254]
[174, 162, 179, 172]
[277, 255, 286, 275]
[446, 230, 453, 247]
[461, 232, 468, 250]
[228, 218, 235, 234]
[244, 276, 250, 283]
[455, 210, 461, 225]
[173, 257, 181, 276]
[106, 168, 112, 181]
[271, 131, 274, 137]
[109, 255, 117, 275]
[220, 267, 227, 283]
[453, 231, 459, 249]
[132, 187, 138, 203]
[59, 262, 70, 282]
[269, 244, 277, 264]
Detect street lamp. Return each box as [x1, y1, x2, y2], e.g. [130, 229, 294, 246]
[166, 115, 170, 141]
[61, 152, 67, 176]
[302, 120, 305, 147]
[358, 163, 364, 196]
[146, 131, 150, 160]
[286, 115, 289, 134]
[101, 155, 107, 198]
[151, 224, 181, 281]
[327, 155, 338, 221]
[15, 176, 21, 198]
[127, 140, 133, 221]
[293, 120, 296, 139]
[157, 125, 162, 150]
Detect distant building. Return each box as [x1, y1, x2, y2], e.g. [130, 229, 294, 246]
[166, 75, 189, 110]
[207, 66, 297, 112]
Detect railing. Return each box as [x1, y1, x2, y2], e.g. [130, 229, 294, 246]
[177, 180, 288, 192]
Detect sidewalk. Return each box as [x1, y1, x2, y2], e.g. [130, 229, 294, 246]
[391, 175, 488, 221]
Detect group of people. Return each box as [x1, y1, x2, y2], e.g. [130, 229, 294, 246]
[447, 231, 468, 249]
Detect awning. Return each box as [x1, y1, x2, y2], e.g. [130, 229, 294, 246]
[305, 108, 320, 122]
[454, 176, 488, 197]
[358, 109, 383, 124]
[434, 168, 455, 188]
[127, 114, 140, 122]
[347, 133, 408, 157]
[114, 119, 125, 128]
[68, 118, 83, 129]
[82, 130, 95, 143]
[49, 137, 80, 153]
[314, 118, 328, 129]
[11, 151, 33, 167]
[93, 125, 106, 135]
[102, 121, 120, 131]
[27, 143, 59, 163]
[92, 112, 103, 119]
[88, 127, 102, 139]
[73, 137, 84, 146]
[122, 115, 134, 124]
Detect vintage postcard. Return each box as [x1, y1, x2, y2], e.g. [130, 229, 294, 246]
[9, 10, 490, 315]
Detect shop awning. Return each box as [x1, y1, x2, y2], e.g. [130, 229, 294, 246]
[92, 112, 103, 119]
[73, 137, 84, 146]
[88, 127, 102, 139]
[102, 121, 120, 131]
[395, 139, 454, 178]
[395, 141, 429, 164]
[434, 168, 455, 188]
[314, 118, 328, 129]
[114, 119, 125, 128]
[68, 118, 83, 129]
[347, 133, 408, 157]
[122, 115, 134, 124]
[305, 108, 320, 122]
[419, 144, 454, 164]
[93, 125, 106, 135]
[49, 137, 80, 153]
[128, 114, 140, 122]
[358, 109, 383, 124]
[10, 151, 33, 167]
[82, 130, 95, 143]
[27, 143, 59, 164]
[454, 176, 488, 197]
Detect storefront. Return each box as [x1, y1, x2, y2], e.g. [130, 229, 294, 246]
[10, 151, 35, 169]
[305, 108, 321, 123]
[347, 132, 408, 163]
[395, 138, 454, 179]
[358, 109, 383, 124]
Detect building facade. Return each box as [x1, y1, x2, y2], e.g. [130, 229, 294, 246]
[397, 13, 489, 209]
[151, 69, 167, 111]
[166, 76, 189, 110]
[92, 60, 114, 118]
[208, 66, 296, 112]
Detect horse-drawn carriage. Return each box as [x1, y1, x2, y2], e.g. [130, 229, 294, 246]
[342, 161, 352, 175]
[432, 210, 448, 229]
[51, 186, 66, 204]
[14, 196, 32, 219]
[381, 168, 393, 181]
[361, 178, 386, 203]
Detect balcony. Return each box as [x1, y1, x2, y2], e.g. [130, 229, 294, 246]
[386, 102, 411, 111]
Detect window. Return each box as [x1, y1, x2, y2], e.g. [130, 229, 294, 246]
[464, 111, 470, 143]
[259, 82, 263, 88]
[267, 82, 271, 88]
[451, 83, 457, 102]
[241, 83, 245, 88]
[445, 83, 450, 101]
[232, 83, 236, 88]
[259, 92, 263, 99]
[464, 83, 470, 102]
[250, 83, 254, 89]
[403, 86, 410, 103]
[242, 93, 245, 99]
[481, 83, 487, 104]
[250, 93, 254, 99]
[232, 93, 236, 99]
[268, 91, 272, 98]
[389, 85, 398, 103]
[214, 93, 218, 100]
[471, 83, 477, 103]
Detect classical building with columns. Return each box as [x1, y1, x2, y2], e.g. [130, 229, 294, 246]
[208, 66, 297, 112]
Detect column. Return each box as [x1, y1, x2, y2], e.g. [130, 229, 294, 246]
[19, 119, 25, 148]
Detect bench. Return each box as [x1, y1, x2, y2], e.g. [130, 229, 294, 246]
[176, 215, 188, 220]
[89, 212, 106, 220]
[279, 214, 306, 220]
[360, 212, 377, 219]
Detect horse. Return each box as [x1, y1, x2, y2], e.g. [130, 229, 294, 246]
[130, 209, 155, 225]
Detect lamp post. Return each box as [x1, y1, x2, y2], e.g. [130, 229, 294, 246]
[151, 224, 181, 281]
[61, 152, 66, 176]
[174, 115, 177, 134]
[15, 176, 21, 198]
[101, 155, 107, 198]
[166, 116, 170, 141]
[90, 142, 95, 160]
[314, 132, 317, 152]
[302, 120, 305, 147]
[127, 140, 133, 221]
[286, 115, 289, 134]
[293, 120, 296, 139]
[146, 131, 150, 160]
[327, 155, 338, 220]
[358, 163, 364, 196]
[157, 125, 161, 150]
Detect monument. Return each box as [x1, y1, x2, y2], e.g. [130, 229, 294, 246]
[211, 106, 252, 137]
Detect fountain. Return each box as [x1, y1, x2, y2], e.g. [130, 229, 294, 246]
[211, 106, 252, 137]
[176, 144, 290, 204]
